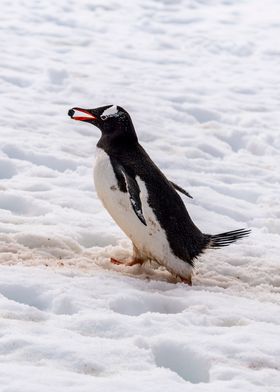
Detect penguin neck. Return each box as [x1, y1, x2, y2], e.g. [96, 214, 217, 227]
[97, 125, 138, 155]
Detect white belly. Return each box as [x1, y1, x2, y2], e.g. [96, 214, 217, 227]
[93, 148, 192, 278]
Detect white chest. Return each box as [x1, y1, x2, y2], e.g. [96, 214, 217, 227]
[93, 148, 163, 255]
[93, 148, 192, 278]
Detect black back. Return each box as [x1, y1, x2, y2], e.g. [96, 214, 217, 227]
[98, 133, 208, 266]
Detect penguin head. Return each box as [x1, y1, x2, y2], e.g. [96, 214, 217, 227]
[68, 105, 138, 146]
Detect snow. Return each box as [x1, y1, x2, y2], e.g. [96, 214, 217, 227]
[0, 0, 280, 391]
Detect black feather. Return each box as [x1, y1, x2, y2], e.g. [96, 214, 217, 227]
[208, 229, 251, 248]
[170, 181, 193, 199]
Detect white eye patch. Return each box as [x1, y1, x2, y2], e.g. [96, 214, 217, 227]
[101, 105, 118, 120]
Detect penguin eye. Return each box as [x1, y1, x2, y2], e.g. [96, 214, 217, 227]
[101, 113, 120, 121]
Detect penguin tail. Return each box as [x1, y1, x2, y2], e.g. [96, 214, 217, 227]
[207, 228, 251, 249]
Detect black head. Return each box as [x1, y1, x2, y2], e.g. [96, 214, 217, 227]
[68, 105, 138, 150]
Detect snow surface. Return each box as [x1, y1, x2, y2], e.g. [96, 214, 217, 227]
[1, 0, 280, 390]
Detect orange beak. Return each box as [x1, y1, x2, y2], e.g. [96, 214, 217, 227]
[68, 108, 97, 121]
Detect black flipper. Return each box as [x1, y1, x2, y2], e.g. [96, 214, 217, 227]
[112, 159, 147, 226]
[122, 169, 147, 226]
[170, 181, 193, 199]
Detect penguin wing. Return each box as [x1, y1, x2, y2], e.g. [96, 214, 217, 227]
[122, 169, 147, 226]
[114, 161, 147, 226]
[170, 181, 193, 199]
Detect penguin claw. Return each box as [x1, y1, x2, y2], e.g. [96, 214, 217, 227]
[127, 259, 144, 266]
[110, 258, 124, 265]
[110, 257, 144, 266]
[178, 276, 192, 286]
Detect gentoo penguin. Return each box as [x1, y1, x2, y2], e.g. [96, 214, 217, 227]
[68, 105, 250, 285]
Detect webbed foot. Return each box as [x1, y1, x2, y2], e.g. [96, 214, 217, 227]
[178, 275, 192, 286]
[110, 258, 144, 266]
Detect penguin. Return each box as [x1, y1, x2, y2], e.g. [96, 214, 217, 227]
[68, 105, 250, 285]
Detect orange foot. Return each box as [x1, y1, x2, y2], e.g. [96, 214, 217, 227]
[110, 258, 144, 267]
[179, 276, 192, 286]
